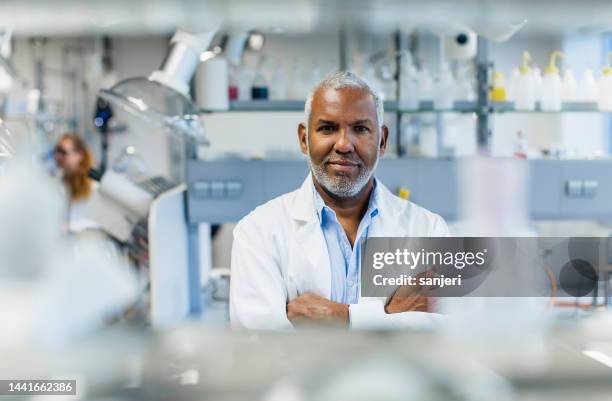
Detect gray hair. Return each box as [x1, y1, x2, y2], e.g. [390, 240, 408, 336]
[304, 71, 384, 131]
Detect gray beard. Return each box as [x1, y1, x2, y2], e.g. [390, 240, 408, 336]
[308, 152, 378, 198]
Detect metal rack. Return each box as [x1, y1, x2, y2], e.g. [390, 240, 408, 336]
[201, 100, 606, 114]
[198, 35, 612, 160]
[191, 35, 612, 223]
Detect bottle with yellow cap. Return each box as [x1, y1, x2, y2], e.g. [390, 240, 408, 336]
[490, 71, 507, 102]
[514, 51, 536, 111]
[541, 51, 563, 111]
[598, 52, 612, 111]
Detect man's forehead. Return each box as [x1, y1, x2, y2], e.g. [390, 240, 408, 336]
[311, 86, 377, 119]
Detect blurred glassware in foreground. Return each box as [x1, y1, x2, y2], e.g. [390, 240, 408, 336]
[99, 77, 208, 146]
[98, 29, 215, 148]
[0, 118, 14, 163]
[112, 146, 148, 182]
[0, 118, 138, 351]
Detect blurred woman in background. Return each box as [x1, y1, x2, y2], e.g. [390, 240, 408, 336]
[54, 133, 99, 232]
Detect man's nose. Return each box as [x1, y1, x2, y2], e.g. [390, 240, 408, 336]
[333, 127, 355, 153]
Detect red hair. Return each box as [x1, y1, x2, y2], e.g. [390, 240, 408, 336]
[58, 133, 94, 201]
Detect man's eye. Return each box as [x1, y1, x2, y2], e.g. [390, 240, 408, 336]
[318, 125, 336, 132]
[354, 126, 370, 133]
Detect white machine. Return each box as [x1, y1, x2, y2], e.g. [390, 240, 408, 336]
[91, 28, 218, 328]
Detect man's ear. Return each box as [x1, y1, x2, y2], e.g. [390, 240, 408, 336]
[379, 125, 389, 156]
[298, 122, 308, 155]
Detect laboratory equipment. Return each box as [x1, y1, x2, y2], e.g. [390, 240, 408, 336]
[561, 68, 578, 102]
[87, 167, 194, 328]
[540, 51, 563, 111]
[373, 56, 397, 101]
[443, 27, 478, 60]
[99, 29, 214, 150]
[223, 30, 265, 101]
[228, 65, 239, 100]
[186, 158, 612, 224]
[93, 97, 113, 173]
[417, 67, 434, 103]
[288, 59, 305, 100]
[513, 130, 528, 159]
[598, 53, 612, 111]
[195, 55, 230, 111]
[506, 67, 520, 101]
[269, 60, 288, 100]
[532, 66, 544, 103]
[455, 66, 476, 102]
[398, 52, 419, 110]
[93, 29, 216, 328]
[434, 63, 455, 109]
[476, 19, 528, 42]
[579, 67, 599, 102]
[237, 67, 253, 101]
[224, 30, 250, 67]
[514, 52, 536, 111]
[251, 69, 269, 100]
[0, 29, 16, 94]
[490, 71, 507, 102]
[0, 119, 14, 162]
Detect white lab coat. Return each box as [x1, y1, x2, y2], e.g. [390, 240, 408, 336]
[68, 182, 100, 233]
[230, 174, 450, 330]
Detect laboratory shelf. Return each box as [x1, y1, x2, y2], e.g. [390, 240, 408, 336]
[201, 100, 607, 114]
[226, 100, 305, 112]
[201, 100, 401, 112]
[490, 101, 601, 113]
[395, 100, 477, 113]
[200, 100, 478, 113]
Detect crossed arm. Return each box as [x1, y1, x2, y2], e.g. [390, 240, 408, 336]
[287, 286, 432, 327]
[230, 222, 437, 330]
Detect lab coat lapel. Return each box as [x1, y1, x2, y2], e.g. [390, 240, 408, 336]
[288, 175, 332, 299]
[368, 179, 407, 237]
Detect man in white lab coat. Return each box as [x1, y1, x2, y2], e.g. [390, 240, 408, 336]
[230, 71, 449, 330]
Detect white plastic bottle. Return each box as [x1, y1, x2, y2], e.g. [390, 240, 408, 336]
[514, 52, 536, 111]
[599, 53, 612, 111]
[287, 60, 303, 100]
[562, 68, 578, 102]
[309, 62, 322, 89]
[580, 67, 599, 103]
[237, 67, 252, 101]
[532, 67, 543, 104]
[417, 67, 434, 104]
[455, 69, 476, 102]
[490, 71, 507, 102]
[507, 67, 520, 102]
[540, 51, 563, 111]
[513, 130, 528, 159]
[399, 55, 419, 110]
[434, 62, 455, 110]
[599, 69, 612, 111]
[269, 60, 287, 100]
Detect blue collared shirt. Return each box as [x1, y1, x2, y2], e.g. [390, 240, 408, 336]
[312, 180, 380, 304]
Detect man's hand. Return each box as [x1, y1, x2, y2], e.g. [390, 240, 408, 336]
[385, 271, 437, 314]
[287, 293, 349, 326]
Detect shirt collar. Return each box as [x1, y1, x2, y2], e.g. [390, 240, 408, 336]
[312, 177, 380, 224]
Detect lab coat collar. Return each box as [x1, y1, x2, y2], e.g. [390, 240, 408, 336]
[312, 178, 380, 225]
[287, 172, 404, 299]
[290, 173, 390, 225]
[290, 174, 318, 223]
